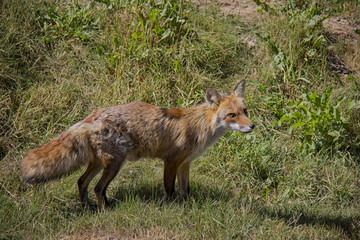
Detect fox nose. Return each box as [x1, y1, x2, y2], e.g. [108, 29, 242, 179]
[249, 123, 255, 129]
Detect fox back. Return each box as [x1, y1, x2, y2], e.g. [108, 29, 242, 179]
[21, 81, 254, 208]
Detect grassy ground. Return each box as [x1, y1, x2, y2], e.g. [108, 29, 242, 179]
[1, 0, 360, 239]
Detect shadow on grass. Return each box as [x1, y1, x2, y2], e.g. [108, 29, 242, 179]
[257, 204, 360, 239]
[58, 181, 234, 216]
[110, 181, 234, 206]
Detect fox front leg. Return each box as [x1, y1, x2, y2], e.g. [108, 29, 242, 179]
[163, 160, 178, 199]
[177, 162, 190, 199]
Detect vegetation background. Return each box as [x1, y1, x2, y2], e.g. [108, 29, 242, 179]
[1, 0, 360, 239]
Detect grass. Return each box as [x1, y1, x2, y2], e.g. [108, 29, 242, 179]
[1, 0, 360, 239]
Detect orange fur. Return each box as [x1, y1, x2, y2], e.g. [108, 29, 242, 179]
[21, 81, 255, 208]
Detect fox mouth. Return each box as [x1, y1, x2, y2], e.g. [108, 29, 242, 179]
[239, 128, 253, 134]
[237, 124, 255, 134]
[228, 122, 255, 133]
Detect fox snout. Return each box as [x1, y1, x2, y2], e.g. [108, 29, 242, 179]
[228, 121, 255, 133]
[244, 123, 255, 133]
[237, 122, 255, 133]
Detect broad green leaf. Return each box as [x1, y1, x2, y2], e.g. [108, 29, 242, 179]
[289, 121, 305, 134]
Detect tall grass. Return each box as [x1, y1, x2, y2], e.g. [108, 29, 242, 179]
[1, 0, 360, 239]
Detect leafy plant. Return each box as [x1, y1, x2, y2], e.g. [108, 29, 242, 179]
[37, 1, 102, 43]
[97, 0, 191, 72]
[255, 2, 330, 95]
[138, 0, 190, 44]
[276, 88, 355, 152]
[126, 0, 190, 61]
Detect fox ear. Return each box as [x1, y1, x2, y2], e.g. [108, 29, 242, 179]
[206, 88, 222, 107]
[234, 80, 245, 98]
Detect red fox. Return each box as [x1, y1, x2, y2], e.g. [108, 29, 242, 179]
[21, 81, 254, 208]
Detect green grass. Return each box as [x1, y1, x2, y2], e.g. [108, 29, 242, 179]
[1, 0, 360, 239]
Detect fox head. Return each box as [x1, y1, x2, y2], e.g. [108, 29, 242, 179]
[206, 80, 255, 134]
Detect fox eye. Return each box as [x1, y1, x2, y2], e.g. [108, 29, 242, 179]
[226, 113, 237, 118]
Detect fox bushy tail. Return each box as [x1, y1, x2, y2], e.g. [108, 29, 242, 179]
[21, 124, 94, 183]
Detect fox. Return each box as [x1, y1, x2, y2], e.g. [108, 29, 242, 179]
[21, 80, 255, 209]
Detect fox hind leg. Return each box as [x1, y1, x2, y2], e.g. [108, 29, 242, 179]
[94, 154, 126, 209]
[77, 161, 103, 206]
[91, 127, 134, 209]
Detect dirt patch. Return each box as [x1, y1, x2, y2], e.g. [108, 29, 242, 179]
[323, 16, 360, 75]
[193, 0, 281, 48]
[323, 16, 360, 42]
[214, 0, 262, 21]
[194, 0, 284, 22]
